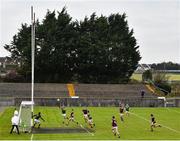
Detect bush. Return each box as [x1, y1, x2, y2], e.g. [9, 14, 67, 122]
[155, 83, 171, 95]
[142, 70, 152, 82]
[153, 71, 169, 83]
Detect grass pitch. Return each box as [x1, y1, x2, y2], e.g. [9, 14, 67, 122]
[0, 107, 180, 140]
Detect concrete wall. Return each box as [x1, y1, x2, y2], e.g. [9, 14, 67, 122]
[13, 97, 164, 107]
[0, 97, 14, 106]
[2, 97, 180, 107]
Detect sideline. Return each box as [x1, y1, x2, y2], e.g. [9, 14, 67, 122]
[130, 112, 180, 134]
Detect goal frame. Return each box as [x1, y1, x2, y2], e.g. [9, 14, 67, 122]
[18, 101, 34, 132]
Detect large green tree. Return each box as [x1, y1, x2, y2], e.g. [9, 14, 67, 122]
[4, 8, 141, 83]
[76, 13, 141, 83]
[35, 8, 78, 82]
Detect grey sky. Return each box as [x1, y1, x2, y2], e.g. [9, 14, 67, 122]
[0, 0, 179, 63]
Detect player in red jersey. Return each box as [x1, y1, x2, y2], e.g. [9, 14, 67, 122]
[112, 116, 120, 138]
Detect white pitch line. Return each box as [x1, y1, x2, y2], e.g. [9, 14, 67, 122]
[130, 112, 149, 122]
[167, 108, 180, 114]
[31, 133, 33, 141]
[80, 124, 94, 136]
[130, 112, 180, 134]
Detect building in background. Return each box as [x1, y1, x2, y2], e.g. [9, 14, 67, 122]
[0, 57, 20, 77]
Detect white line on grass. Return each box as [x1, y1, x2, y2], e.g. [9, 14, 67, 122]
[130, 112, 180, 134]
[80, 124, 94, 136]
[167, 108, 180, 114]
[30, 133, 33, 141]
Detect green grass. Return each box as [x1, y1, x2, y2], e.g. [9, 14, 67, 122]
[131, 73, 180, 81]
[0, 107, 180, 140]
[167, 73, 180, 81]
[131, 73, 142, 81]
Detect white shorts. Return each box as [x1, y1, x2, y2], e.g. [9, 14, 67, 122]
[112, 126, 118, 131]
[151, 122, 156, 126]
[34, 119, 40, 124]
[84, 114, 88, 118]
[69, 117, 74, 121]
[88, 119, 93, 124]
[120, 113, 124, 116]
[112, 126, 119, 134]
[62, 114, 66, 117]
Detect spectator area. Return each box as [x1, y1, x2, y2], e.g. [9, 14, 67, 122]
[0, 83, 156, 99]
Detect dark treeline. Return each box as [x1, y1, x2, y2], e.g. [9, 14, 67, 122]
[4, 7, 141, 83]
[151, 62, 180, 70]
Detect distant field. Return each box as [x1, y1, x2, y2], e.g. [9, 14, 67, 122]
[131, 73, 180, 81]
[0, 107, 180, 140]
[167, 73, 180, 81]
[131, 73, 142, 81]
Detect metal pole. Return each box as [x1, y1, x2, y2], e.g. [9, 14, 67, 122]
[31, 6, 34, 127]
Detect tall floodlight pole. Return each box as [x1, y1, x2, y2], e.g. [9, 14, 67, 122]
[31, 6, 35, 127]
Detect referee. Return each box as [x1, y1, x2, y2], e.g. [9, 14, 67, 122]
[10, 111, 20, 134]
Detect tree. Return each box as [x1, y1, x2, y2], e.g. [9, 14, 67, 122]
[153, 72, 170, 84]
[76, 13, 141, 83]
[151, 62, 180, 70]
[4, 24, 31, 81]
[4, 8, 141, 83]
[35, 8, 78, 82]
[142, 70, 152, 82]
[153, 71, 171, 94]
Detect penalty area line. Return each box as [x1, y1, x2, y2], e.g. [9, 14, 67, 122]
[80, 124, 94, 136]
[130, 112, 180, 134]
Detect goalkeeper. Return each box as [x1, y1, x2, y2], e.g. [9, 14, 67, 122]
[32, 112, 45, 128]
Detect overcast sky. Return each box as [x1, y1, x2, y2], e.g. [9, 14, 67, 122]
[0, 0, 179, 64]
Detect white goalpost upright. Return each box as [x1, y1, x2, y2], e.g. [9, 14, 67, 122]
[18, 7, 35, 133]
[158, 97, 167, 107]
[31, 5, 35, 128]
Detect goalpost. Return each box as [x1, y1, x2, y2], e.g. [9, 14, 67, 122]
[18, 101, 34, 132]
[31, 5, 35, 129]
[18, 6, 35, 133]
[158, 97, 167, 107]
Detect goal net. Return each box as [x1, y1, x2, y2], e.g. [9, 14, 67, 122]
[18, 101, 34, 133]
